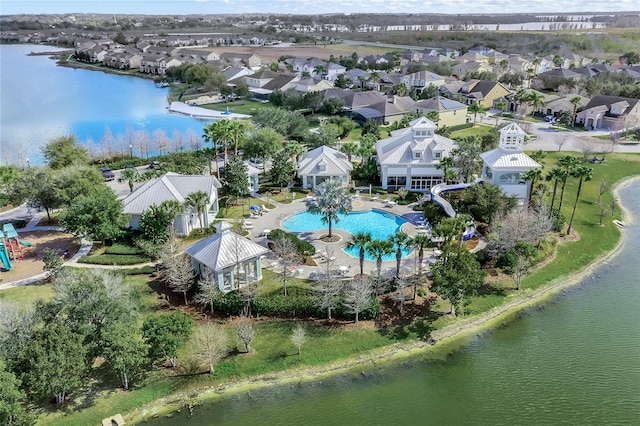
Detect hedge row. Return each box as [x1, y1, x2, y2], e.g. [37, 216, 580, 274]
[119, 265, 157, 275]
[448, 122, 474, 132]
[78, 254, 151, 265]
[267, 229, 315, 257]
[104, 244, 144, 255]
[212, 286, 380, 321]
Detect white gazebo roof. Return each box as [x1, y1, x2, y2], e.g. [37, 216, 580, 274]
[184, 221, 269, 272]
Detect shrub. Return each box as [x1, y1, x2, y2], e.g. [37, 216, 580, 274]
[119, 265, 156, 275]
[267, 229, 315, 257]
[104, 243, 143, 255]
[78, 254, 151, 265]
[212, 285, 380, 320]
[447, 122, 474, 132]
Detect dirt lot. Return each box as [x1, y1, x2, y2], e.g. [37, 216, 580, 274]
[0, 231, 82, 283]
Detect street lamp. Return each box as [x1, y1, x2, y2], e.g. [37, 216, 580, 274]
[129, 144, 133, 159]
[26, 158, 30, 168]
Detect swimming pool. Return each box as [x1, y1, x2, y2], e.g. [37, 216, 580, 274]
[282, 209, 412, 261]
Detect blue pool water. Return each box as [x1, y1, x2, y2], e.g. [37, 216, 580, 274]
[282, 209, 411, 261]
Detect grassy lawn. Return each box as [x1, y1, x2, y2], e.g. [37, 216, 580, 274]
[200, 100, 265, 115]
[9, 152, 640, 425]
[450, 123, 495, 139]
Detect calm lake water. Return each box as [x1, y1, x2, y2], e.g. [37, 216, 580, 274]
[0, 44, 208, 165]
[147, 180, 640, 425]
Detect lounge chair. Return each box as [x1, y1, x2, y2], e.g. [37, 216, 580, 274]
[242, 219, 254, 229]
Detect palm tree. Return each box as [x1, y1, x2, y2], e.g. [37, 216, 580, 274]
[120, 168, 138, 193]
[366, 239, 394, 281]
[557, 155, 580, 213]
[566, 164, 593, 235]
[347, 232, 372, 276]
[394, 82, 408, 97]
[499, 58, 510, 72]
[284, 140, 306, 162]
[202, 122, 224, 179]
[514, 88, 529, 117]
[160, 200, 184, 236]
[227, 119, 249, 156]
[495, 100, 508, 127]
[369, 71, 380, 91]
[527, 91, 545, 117]
[520, 168, 543, 207]
[412, 233, 433, 299]
[569, 96, 582, 127]
[436, 156, 455, 183]
[313, 64, 327, 78]
[546, 167, 568, 215]
[340, 142, 358, 162]
[468, 102, 485, 124]
[306, 179, 352, 238]
[389, 232, 411, 278]
[186, 190, 209, 233]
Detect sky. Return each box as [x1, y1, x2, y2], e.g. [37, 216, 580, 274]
[1, 1, 638, 16]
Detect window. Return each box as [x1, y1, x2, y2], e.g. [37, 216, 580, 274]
[415, 152, 421, 159]
[410, 176, 443, 190]
[434, 152, 442, 159]
[387, 176, 407, 188]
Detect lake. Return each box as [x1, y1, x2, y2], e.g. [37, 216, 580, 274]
[0, 44, 209, 166]
[145, 179, 640, 425]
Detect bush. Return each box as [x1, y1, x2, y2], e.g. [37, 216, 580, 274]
[212, 286, 380, 320]
[267, 229, 315, 257]
[104, 243, 143, 255]
[119, 265, 157, 275]
[78, 254, 151, 265]
[447, 122, 474, 132]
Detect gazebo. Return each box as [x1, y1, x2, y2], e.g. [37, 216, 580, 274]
[185, 222, 270, 292]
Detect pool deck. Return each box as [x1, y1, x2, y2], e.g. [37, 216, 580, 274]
[238, 194, 436, 280]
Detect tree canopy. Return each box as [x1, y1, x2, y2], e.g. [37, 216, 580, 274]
[41, 135, 89, 169]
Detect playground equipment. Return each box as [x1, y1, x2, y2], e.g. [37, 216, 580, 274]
[430, 178, 483, 241]
[0, 223, 32, 269]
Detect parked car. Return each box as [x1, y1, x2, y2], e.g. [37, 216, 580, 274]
[148, 161, 161, 170]
[544, 115, 556, 122]
[100, 167, 115, 181]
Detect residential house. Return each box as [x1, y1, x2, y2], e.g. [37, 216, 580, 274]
[185, 221, 269, 292]
[480, 123, 541, 200]
[220, 52, 261, 69]
[458, 52, 490, 63]
[468, 46, 495, 56]
[123, 173, 221, 236]
[414, 96, 468, 129]
[297, 145, 353, 189]
[172, 48, 219, 62]
[139, 52, 182, 75]
[103, 51, 142, 70]
[537, 68, 582, 89]
[452, 61, 494, 78]
[576, 95, 640, 130]
[450, 80, 512, 108]
[375, 117, 457, 191]
[538, 94, 589, 117]
[399, 70, 446, 94]
[290, 78, 334, 93]
[325, 62, 347, 81]
[224, 66, 253, 83]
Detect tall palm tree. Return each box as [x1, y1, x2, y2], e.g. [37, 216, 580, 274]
[569, 96, 582, 127]
[546, 166, 568, 215]
[495, 100, 508, 127]
[369, 71, 380, 91]
[347, 232, 372, 276]
[202, 122, 223, 179]
[527, 91, 545, 117]
[557, 155, 580, 213]
[521, 168, 543, 207]
[566, 164, 593, 235]
[426, 110, 440, 124]
[514, 88, 529, 116]
[468, 102, 484, 124]
[366, 239, 394, 281]
[412, 233, 433, 299]
[227, 119, 249, 156]
[160, 199, 184, 236]
[284, 140, 306, 162]
[340, 142, 358, 162]
[185, 190, 209, 233]
[313, 64, 327, 78]
[389, 231, 411, 278]
[306, 179, 352, 238]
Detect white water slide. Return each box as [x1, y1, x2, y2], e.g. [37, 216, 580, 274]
[430, 178, 483, 217]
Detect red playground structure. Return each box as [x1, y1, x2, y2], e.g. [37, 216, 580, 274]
[0, 223, 32, 271]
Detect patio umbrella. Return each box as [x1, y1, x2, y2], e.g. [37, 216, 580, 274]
[250, 205, 260, 211]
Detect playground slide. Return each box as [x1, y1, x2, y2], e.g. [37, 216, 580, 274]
[18, 240, 32, 247]
[0, 243, 11, 271]
[2, 223, 18, 239]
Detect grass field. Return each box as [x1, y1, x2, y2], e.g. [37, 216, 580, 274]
[5, 153, 638, 426]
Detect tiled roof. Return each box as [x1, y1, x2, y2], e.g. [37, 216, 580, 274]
[185, 222, 269, 272]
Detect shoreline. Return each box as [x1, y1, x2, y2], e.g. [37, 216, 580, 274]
[129, 175, 639, 424]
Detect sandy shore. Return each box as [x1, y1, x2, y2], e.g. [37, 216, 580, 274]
[129, 176, 638, 423]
